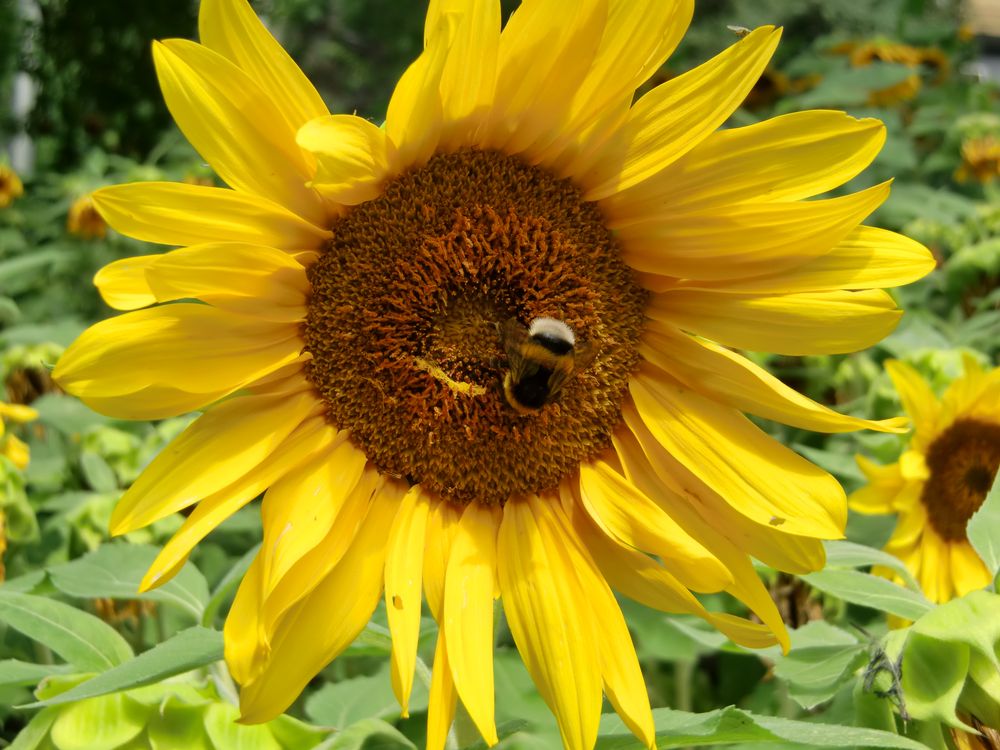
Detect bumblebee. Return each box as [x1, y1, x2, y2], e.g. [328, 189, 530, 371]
[500, 317, 596, 414]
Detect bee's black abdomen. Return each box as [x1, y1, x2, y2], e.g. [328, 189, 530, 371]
[530, 333, 574, 356]
[513, 367, 554, 409]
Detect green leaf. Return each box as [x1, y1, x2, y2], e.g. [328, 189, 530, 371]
[8, 706, 59, 750]
[0, 590, 133, 672]
[318, 718, 415, 750]
[0, 659, 73, 690]
[801, 569, 933, 620]
[48, 543, 210, 621]
[26, 627, 223, 707]
[305, 663, 428, 729]
[30, 393, 110, 437]
[147, 703, 213, 750]
[595, 706, 931, 748]
[49, 692, 152, 750]
[967, 471, 1000, 578]
[202, 542, 260, 628]
[909, 590, 1000, 670]
[79, 451, 118, 493]
[900, 634, 970, 730]
[822, 541, 922, 591]
[204, 702, 282, 750]
[772, 622, 866, 709]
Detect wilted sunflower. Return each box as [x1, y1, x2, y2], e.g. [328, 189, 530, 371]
[851, 357, 999, 605]
[54, 0, 933, 747]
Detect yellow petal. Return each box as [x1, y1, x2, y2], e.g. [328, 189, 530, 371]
[483, 0, 607, 157]
[385, 486, 431, 716]
[198, 0, 328, 138]
[144, 243, 308, 322]
[153, 40, 324, 223]
[261, 469, 387, 634]
[950, 543, 992, 597]
[545, 0, 693, 176]
[92, 182, 330, 249]
[573, 510, 777, 649]
[601, 111, 885, 221]
[498, 497, 602, 750]
[0, 403, 38, 423]
[385, 24, 449, 170]
[649, 288, 901, 356]
[426, 632, 458, 750]
[426, 0, 501, 148]
[629, 372, 845, 539]
[685, 226, 935, 295]
[585, 26, 781, 200]
[3, 433, 30, 470]
[259, 437, 368, 598]
[614, 421, 790, 650]
[848, 456, 904, 515]
[297, 115, 395, 205]
[141, 416, 337, 591]
[577, 461, 732, 592]
[109, 388, 318, 534]
[551, 498, 654, 749]
[238, 488, 398, 723]
[641, 324, 906, 433]
[616, 182, 890, 281]
[225, 552, 268, 684]
[885, 360, 940, 437]
[424, 499, 462, 620]
[53, 305, 303, 418]
[444, 503, 501, 745]
[94, 255, 158, 310]
[611, 417, 823, 576]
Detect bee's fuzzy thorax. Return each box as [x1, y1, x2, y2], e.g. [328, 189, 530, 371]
[528, 317, 575, 345]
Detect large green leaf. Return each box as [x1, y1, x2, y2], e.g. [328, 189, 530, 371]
[0, 660, 72, 690]
[822, 541, 921, 591]
[967, 471, 1000, 579]
[49, 692, 152, 750]
[772, 621, 866, 709]
[0, 590, 133, 672]
[305, 663, 429, 730]
[316, 718, 415, 750]
[801, 569, 933, 620]
[26, 626, 223, 707]
[47, 543, 210, 621]
[8, 706, 59, 750]
[595, 706, 930, 748]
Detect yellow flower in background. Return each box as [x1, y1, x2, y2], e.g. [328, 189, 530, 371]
[954, 135, 1000, 184]
[0, 401, 38, 471]
[851, 357, 1000, 604]
[0, 165, 24, 208]
[833, 39, 949, 106]
[67, 194, 108, 239]
[53, 0, 933, 747]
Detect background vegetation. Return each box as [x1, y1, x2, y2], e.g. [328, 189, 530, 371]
[1, 0, 999, 748]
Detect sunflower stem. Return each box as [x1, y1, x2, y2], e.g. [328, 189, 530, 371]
[674, 659, 694, 713]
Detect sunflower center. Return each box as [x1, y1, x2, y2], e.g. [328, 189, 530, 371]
[920, 418, 1000, 541]
[302, 149, 646, 505]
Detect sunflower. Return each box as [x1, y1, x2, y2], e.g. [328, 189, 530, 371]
[851, 357, 999, 605]
[53, 0, 933, 747]
[954, 135, 1000, 185]
[0, 164, 24, 208]
[67, 194, 108, 239]
[0, 400, 37, 471]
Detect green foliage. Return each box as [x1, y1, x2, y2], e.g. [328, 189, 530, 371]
[2, 0, 999, 748]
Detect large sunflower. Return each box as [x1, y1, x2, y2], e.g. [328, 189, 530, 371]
[54, 1, 934, 747]
[850, 357, 999, 604]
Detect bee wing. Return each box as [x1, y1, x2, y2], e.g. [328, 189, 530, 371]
[574, 340, 598, 371]
[500, 318, 533, 381]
